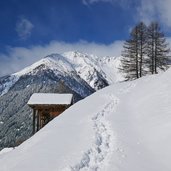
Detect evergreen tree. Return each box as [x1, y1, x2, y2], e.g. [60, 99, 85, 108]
[147, 22, 170, 74]
[120, 26, 139, 80]
[120, 22, 147, 80]
[121, 21, 170, 80]
[137, 22, 147, 77]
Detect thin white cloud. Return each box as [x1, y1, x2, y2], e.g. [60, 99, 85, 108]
[82, 0, 113, 5]
[15, 17, 34, 40]
[137, 0, 156, 25]
[82, 0, 88, 5]
[83, 0, 171, 29]
[82, 0, 130, 8]
[0, 40, 124, 76]
[138, 0, 171, 28]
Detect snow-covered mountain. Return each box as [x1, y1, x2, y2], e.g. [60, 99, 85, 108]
[1, 65, 171, 171]
[0, 52, 114, 97]
[0, 51, 123, 150]
[0, 51, 124, 97]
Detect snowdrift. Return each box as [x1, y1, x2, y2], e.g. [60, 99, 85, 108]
[0, 68, 171, 171]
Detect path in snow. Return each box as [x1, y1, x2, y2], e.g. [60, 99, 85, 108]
[68, 98, 118, 171]
[67, 82, 136, 171]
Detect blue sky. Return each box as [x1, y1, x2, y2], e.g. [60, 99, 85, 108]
[0, 0, 137, 49]
[0, 0, 171, 76]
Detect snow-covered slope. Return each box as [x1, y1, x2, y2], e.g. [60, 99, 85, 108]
[1, 67, 171, 171]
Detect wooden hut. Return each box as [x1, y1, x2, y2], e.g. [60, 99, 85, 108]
[27, 93, 73, 134]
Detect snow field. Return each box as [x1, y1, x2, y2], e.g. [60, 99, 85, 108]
[1, 67, 171, 171]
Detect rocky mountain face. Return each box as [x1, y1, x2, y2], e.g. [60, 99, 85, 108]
[0, 52, 114, 149]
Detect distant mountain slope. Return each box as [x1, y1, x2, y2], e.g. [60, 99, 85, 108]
[0, 75, 19, 97]
[1, 67, 171, 171]
[62, 51, 109, 90]
[63, 51, 124, 87]
[98, 56, 125, 84]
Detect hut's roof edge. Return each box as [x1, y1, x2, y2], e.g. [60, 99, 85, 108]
[27, 93, 73, 105]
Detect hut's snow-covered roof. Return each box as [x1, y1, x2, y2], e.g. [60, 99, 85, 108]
[27, 93, 73, 105]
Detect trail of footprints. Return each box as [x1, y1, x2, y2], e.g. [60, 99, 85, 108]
[71, 99, 118, 171]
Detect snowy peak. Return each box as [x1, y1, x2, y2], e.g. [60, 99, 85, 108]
[62, 51, 98, 68]
[0, 54, 77, 97]
[0, 51, 124, 97]
[1, 51, 111, 95]
[14, 54, 75, 77]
